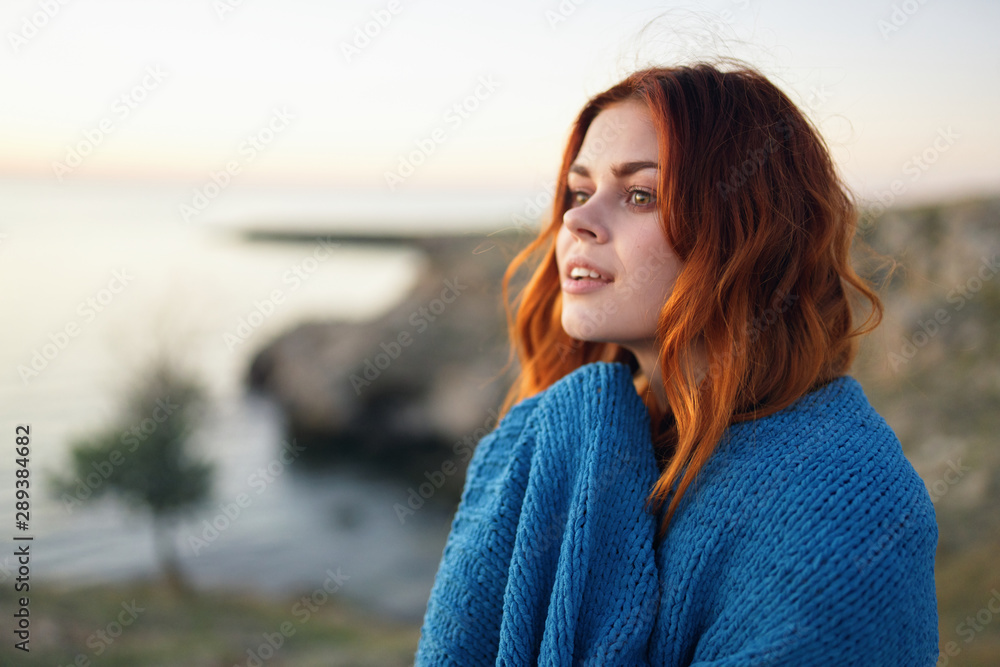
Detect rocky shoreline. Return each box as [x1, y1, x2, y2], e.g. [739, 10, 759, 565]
[245, 228, 531, 495]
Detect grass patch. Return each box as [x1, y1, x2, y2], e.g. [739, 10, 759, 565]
[0, 579, 421, 667]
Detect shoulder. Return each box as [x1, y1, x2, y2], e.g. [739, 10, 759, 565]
[482, 361, 644, 445]
[711, 376, 924, 492]
[685, 375, 935, 537]
[538, 360, 640, 404]
[466, 361, 649, 481]
[517, 361, 650, 457]
[725, 375, 900, 457]
[654, 377, 939, 664]
[664, 375, 938, 609]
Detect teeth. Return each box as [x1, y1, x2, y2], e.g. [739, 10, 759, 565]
[570, 267, 604, 280]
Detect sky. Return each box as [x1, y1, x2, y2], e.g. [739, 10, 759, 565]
[1, 0, 998, 217]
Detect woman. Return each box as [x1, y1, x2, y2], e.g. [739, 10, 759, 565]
[416, 62, 939, 666]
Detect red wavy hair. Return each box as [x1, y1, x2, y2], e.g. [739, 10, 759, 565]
[498, 62, 883, 539]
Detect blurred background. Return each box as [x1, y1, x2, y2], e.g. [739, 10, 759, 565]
[0, 0, 998, 665]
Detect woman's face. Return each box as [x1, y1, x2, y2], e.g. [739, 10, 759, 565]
[555, 99, 683, 362]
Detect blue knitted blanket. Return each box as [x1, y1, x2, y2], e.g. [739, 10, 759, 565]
[415, 362, 938, 666]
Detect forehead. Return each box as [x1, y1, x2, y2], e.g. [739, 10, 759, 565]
[575, 99, 659, 168]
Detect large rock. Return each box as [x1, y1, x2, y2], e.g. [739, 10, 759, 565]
[246, 230, 530, 488]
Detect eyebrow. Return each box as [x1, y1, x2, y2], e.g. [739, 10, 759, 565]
[568, 160, 659, 178]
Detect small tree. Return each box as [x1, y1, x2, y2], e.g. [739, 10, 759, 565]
[52, 357, 214, 591]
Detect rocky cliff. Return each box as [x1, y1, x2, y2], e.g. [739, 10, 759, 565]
[245, 228, 531, 497]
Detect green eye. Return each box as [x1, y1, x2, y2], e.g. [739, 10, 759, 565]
[626, 187, 655, 207]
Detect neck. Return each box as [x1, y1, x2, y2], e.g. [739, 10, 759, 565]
[630, 339, 708, 415]
[632, 348, 668, 413]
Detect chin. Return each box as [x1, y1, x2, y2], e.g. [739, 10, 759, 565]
[561, 313, 602, 343]
[560, 317, 586, 342]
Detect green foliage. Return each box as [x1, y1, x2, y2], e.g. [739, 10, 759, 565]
[52, 360, 215, 520]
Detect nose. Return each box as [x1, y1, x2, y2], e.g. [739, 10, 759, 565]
[562, 196, 609, 243]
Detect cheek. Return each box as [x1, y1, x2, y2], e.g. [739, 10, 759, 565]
[554, 227, 570, 265]
[624, 242, 680, 307]
[556, 223, 570, 245]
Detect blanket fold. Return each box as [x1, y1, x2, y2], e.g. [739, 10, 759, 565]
[416, 362, 660, 665]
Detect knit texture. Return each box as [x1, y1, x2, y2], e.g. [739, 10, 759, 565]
[415, 362, 939, 666]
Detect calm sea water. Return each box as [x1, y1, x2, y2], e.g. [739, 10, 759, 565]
[0, 178, 525, 619]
